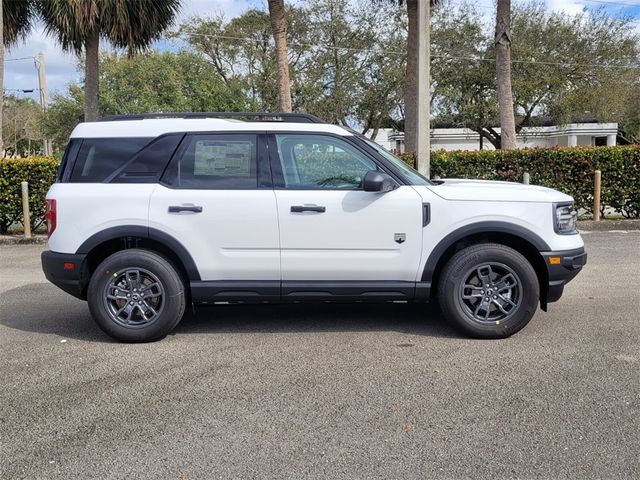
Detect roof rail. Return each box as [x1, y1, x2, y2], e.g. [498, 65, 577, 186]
[98, 112, 325, 124]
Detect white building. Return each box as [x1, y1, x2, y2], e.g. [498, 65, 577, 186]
[377, 122, 618, 152]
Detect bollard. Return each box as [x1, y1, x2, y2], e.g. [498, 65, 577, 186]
[593, 170, 601, 222]
[523, 172, 530, 185]
[21, 181, 32, 238]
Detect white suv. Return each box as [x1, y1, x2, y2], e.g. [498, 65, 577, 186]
[41, 112, 587, 342]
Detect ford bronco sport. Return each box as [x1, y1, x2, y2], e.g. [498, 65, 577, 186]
[41, 112, 587, 342]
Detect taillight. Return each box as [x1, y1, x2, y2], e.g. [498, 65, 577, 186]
[45, 199, 57, 237]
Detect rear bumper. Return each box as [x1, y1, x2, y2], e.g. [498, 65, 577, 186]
[41, 250, 88, 300]
[540, 247, 587, 304]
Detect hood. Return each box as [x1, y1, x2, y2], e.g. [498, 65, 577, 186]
[426, 179, 573, 203]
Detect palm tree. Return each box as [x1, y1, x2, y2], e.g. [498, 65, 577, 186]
[267, 0, 292, 112]
[38, 0, 180, 122]
[379, 0, 438, 154]
[2, 0, 37, 156]
[495, 0, 516, 149]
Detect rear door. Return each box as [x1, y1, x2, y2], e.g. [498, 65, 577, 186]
[149, 132, 280, 293]
[269, 132, 424, 296]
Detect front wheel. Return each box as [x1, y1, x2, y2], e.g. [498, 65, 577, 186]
[87, 249, 186, 342]
[437, 243, 540, 338]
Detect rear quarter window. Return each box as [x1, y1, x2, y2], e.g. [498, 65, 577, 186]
[69, 138, 151, 183]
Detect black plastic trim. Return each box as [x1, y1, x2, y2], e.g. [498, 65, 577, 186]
[41, 251, 88, 299]
[540, 247, 587, 304]
[189, 280, 426, 303]
[421, 221, 551, 281]
[100, 112, 325, 123]
[422, 203, 431, 227]
[281, 281, 416, 301]
[75, 225, 201, 281]
[191, 281, 280, 303]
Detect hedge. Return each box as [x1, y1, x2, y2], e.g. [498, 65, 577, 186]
[0, 147, 638, 233]
[0, 157, 59, 233]
[399, 146, 640, 218]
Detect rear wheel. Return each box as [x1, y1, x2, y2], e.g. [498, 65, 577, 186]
[437, 243, 539, 338]
[87, 249, 186, 342]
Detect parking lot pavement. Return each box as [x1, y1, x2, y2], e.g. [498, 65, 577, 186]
[1, 232, 638, 480]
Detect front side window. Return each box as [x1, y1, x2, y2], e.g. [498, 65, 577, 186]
[274, 134, 377, 190]
[163, 134, 257, 189]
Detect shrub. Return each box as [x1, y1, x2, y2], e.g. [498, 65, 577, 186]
[0, 156, 60, 234]
[398, 146, 640, 218]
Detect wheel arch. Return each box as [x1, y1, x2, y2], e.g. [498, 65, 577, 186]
[423, 222, 550, 307]
[76, 226, 200, 299]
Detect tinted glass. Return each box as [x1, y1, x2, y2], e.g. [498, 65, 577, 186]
[70, 138, 151, 182]
[57, 139, 82, 182]
[111, 134, 184, 183]
[163, 134, 258, 189]
[275, 134, 376, 190]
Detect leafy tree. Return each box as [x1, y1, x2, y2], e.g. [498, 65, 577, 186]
[38, 0, 180, 122]
[431, 0, 640, 147]
[2, 95, 43, 156]
[1, 0, 37, 156]
[42, 51, 246, 148]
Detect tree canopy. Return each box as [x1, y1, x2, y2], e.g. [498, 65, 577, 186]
[40, 0, 640, 151]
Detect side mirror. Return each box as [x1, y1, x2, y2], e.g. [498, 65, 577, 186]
[363, 170, 396, 193]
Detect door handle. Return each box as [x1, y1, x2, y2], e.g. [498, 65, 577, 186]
[168, 205, 203, 213]
[291, 205, 326, 213]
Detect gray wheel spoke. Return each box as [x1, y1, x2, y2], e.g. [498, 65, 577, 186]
[477, 266, 492, 286]
[460, 262, 522, 324]
[139, 282, 160, 293]
[497, 293, 516, 307]
[492, 298, 511, 315]
[494, 274, 517, 292]
[103, 268, 165, 328]
[462, 284, 484, 299]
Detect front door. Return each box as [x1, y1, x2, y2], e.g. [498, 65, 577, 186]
[269, 133, 423, 296]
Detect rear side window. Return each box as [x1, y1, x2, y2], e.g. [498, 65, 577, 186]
[162, 134, 257, 189]
[69, 138, 151, 182]
[109, 134, 184, 183]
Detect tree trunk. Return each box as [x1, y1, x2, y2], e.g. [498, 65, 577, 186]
[268, 0, 292, 113]
[404, 0, 418, 153]
[495, 0, 516, 149]
[84, 31, 100, 122]
[0, 0, 4, 157]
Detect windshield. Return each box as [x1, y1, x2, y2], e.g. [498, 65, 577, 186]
[362, 138, 430, 185]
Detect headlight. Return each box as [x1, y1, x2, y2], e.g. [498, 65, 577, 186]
[554, 203, 578, 234]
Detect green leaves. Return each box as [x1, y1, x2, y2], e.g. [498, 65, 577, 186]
[0, 156, 59, 233]
[399, 146, 640, 218]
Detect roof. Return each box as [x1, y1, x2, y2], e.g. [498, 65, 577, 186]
[70, 118, 352, 139]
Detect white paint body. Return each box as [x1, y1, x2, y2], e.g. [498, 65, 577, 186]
[48, 119, 584, 283]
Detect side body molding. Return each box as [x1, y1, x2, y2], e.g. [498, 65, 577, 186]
[75, 225, 201, 281]
[421, 221, 551, 281]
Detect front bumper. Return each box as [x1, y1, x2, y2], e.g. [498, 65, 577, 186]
[41, 250, 88, 300]
[540, 247, 587, 305]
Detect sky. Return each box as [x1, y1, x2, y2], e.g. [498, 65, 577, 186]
[3, 0, 640, 103]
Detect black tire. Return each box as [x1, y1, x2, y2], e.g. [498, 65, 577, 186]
[87, 249, 186, 342]
[437, 243, 539, 338]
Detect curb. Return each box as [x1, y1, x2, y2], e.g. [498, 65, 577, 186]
[0, 235, 48, 245]
[577, 220, 640, 231]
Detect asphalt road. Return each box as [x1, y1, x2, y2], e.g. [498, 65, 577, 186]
[1, 232, 638, 480]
